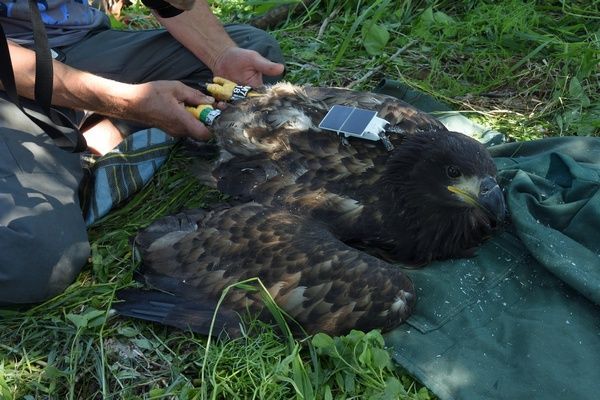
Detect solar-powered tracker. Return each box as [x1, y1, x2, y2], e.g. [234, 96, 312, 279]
[318, 105, 391, 148]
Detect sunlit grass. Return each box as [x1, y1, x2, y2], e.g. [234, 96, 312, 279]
[1, 0, 598, 398]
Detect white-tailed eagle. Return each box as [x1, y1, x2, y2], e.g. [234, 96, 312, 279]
[115, 82, 506, 336]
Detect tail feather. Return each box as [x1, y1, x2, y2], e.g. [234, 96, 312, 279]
[113, 288, 242, 338]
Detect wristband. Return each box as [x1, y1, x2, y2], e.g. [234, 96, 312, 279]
[141, 0, 184, 18]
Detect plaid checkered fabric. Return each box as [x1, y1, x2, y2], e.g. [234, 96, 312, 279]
[80, 128, 176, 226]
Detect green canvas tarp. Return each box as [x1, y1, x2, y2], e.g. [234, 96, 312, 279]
[377, 80, 600, 400]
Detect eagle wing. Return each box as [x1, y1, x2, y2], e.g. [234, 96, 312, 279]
[211, 83, 446, 212]
[116, 203, 415, 336]
[302, 86, 445, 133]
[116, 83, 504, 334]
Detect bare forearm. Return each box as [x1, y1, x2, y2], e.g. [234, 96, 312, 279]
[5, 41, 135, 117]
[3, 41, 213, 140]
[155, 0, 236, 72]
[154, 1, 284, 86]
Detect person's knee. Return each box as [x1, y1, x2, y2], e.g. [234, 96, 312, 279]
[227, 24, 286, 65]
[0, 116, 90, 306]
[0, 226, 90, 305]
[248, 26, 285, 64]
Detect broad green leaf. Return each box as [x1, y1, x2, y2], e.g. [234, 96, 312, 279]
[43, 365, 64, 379]
[346, 329, 365, 344]
[358, 345, 372, 365]
[66, 308, 105, 330]
[420, 7, 434, 24]
[65, 313, 88, 329]
[382, 377, 405, 400]
[117, 326, 140, 338]
[372, 348, 391, 368]
[365, 329, 385, 347]
[433, 10, 455, 25]
[312, 333, 334, 349]
[569, 77, 591, 107]
[361, 21, 390, 56]
[417, 386, 432, 399]
[148, 387, 165, 398]
[343, 372, 356, 393]
[131, 338, 155, 350]
[419, 7, 454, 26]
[569, 77, 584, 99]
[84, 309, 107, 328]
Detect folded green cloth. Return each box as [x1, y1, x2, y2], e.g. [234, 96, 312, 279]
[81, 128, 175, 226]
[376, 79, 600, 400]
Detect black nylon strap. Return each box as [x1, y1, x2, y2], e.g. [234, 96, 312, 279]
[28, 0, 53, 114]
[141, 0, 185, 18]
[0, 3, 86, 153]
[0, 24, 20, 107]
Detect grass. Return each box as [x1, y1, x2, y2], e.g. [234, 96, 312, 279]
[1, 0, 599, 398]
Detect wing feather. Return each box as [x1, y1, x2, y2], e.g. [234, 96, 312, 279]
[209, 84, 443, 232]
[124, 204, 415, 336]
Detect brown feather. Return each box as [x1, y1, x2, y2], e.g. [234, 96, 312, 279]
[116, 82, 506, 336]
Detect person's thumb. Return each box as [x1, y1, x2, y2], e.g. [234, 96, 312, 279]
[254, 54, 285, 77]
[170, 83, 214, 141]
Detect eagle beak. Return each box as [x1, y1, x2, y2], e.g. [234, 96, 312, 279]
[447, 176, 506, 222]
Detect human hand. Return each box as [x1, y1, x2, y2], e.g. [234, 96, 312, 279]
[121, 80, 215, 140]
[212, 47, 284, 87]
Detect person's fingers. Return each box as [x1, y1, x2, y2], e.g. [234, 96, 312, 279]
[176, 108, 212, 141]
[262, 60, 285, 77]
[168, 86, 213, 140]
[244, 73, 262, 88]
[177, 83, 214, 106]
[214, 101, 228, 110]
[252, 53, 285, 77]
[241, 53, 284, 87]
[186, 123, 212, 141]
[213, 76, 228, 85]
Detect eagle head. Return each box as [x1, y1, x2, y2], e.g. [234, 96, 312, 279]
[380, 130, 506, 264]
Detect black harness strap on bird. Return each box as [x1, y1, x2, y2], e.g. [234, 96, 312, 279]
[0, 0, 86, 153]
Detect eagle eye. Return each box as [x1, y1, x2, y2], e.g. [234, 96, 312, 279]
[446, 165, 462, 179]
